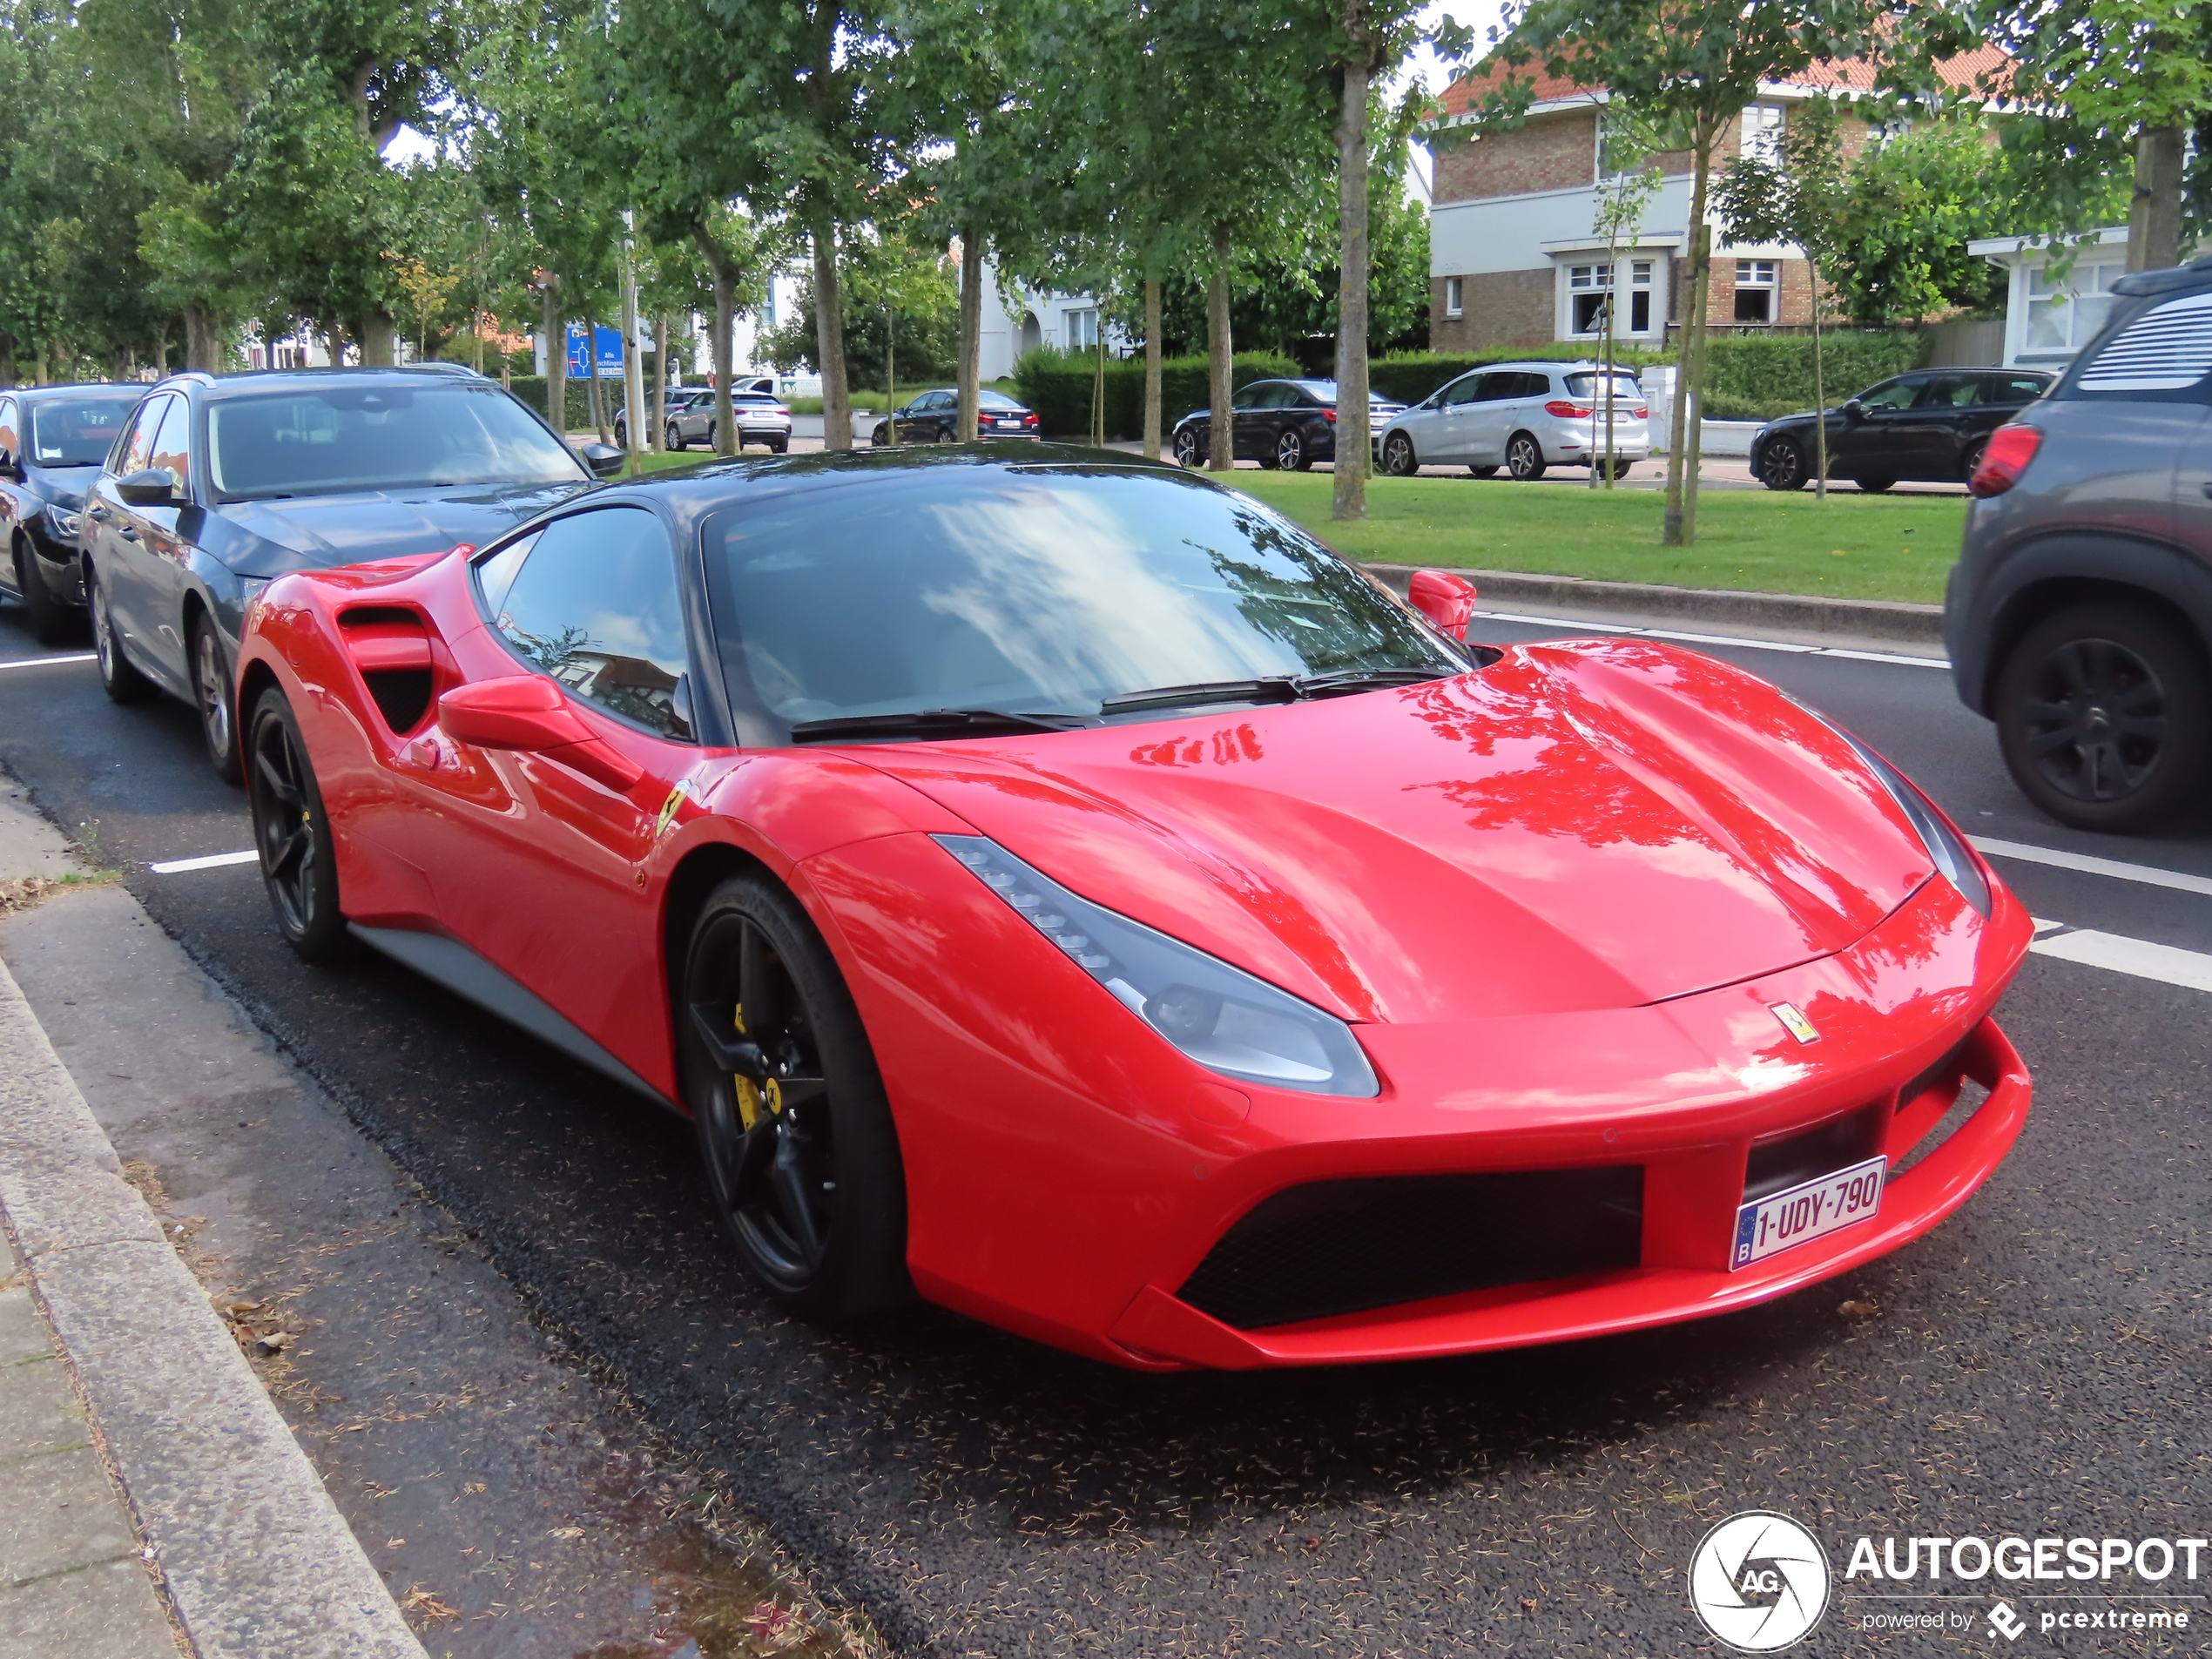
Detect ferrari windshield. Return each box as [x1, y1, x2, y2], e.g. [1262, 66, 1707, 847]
[30, 393, 140, 466]
[206, 382, 585, 501]
[705, 464, 1463, 743]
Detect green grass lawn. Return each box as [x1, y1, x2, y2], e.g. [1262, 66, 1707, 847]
[1229, 472, 1966, 604]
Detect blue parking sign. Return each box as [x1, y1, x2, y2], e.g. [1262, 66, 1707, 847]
[565, 325, 624, 377]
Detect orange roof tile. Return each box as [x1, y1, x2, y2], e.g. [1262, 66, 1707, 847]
[1436, 41, 2008, 117]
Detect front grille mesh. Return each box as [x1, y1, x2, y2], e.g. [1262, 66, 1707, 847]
[1177, 1167, 1644, 1332]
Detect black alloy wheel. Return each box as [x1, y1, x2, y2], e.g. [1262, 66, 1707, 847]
[1276, 428, 1310, 472]
[1173, 427, 1201, 468]
[1380, 432, 1419, 477]
[666, 421, 686, 452]
[12, 538, 69, 646]
[1759, 435, 1810, 491]
[1468, 464, 1500, 479]
[1506, 433, 1547, 481]
[705, 421, 718, 454]
[871, 422, 891, 448]
[88, 568, 154, 704]
[1959, 439, 1988, 483]
[247, 687, 349, 961]
[1995, 604, 2211, 833]
[682, 873, 910, 1318]
[191, 617, 242, 785]
[1855, 475, 1896, 493]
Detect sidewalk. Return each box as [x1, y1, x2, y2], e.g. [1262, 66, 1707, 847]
[0, 795, 426, 1659]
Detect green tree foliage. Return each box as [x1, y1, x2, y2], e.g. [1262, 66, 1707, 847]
[760, 229, 961, 392]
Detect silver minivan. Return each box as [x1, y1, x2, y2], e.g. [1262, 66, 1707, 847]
[1377, 361, 1649, 480]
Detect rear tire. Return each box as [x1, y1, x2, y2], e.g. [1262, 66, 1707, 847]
[191, 616, 243, 786]
[1959, 439, 1987, 483]
[1173, 427, 1200, 468]
[1468, 464, 1499, 479]
[666, 422, 685, 452]
[1380, 432, 1418, 477]
[1759, 436, 1810, 491]
[1276, 428, 1309, 472]
[88, 566, 154, 705]
[13, 539, 71, 646]
[680, 873, 911, 1319]
[1995, 603, 2211, 833]
[1854, 475, 1896, 493]
[246, 687, 350, 961]
[1506, 432, 1547, 481]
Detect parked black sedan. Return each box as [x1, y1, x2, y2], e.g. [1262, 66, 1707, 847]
[82, 365, 617, 784]
[0, 383, 145, 644]
[1750, 368, 2055, 492]
[1170, 379, 1407, 472]
[870, 388, 1040, 445]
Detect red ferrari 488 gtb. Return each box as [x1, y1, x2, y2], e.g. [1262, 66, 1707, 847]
[237, 445, 2033, 1370]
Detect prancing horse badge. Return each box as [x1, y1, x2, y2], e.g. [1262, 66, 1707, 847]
[1770, 1001, 1820, 1044]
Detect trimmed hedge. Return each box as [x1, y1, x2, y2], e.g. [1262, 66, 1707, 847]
[1700, 331, 1926, 418]
[507, 363, 673, 432]
[1014, 347, 1302, 440]
[1369, 345, 1670, 407]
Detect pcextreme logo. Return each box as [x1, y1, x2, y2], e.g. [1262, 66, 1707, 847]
[1689, 1512, 1832, 1651]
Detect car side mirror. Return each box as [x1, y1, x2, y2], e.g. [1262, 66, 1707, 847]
[578, 442, 625, 477]
[1840, 399, 1866, 421]
[117, 468, 180, 505]
[437, 677, 645, 792]
[1406, 570, 1478, 641]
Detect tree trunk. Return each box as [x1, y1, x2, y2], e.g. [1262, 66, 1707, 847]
[354, 309, 395, 367]
[1678, 219, 1710, 546]
[182, 302, 221, 373]
[812, 210, 852, 452]
[581, 308, 610, 445]
[2128, 125, 2187, 273]
[692, 222, 737, 456]
[957, 226, 983, 442]
[1331, 24, 1372, 523]
[543, 280, 567, 439]
[1207, 221, 1233, 471]
[1662, 127, 1718, 547]
[651, 311, 670, 451]
[1091, 324, 1105, 446]
[322, 320, 347, 369]
[1143, 278, 1163, 460]
[1811, 257, 1828, 502]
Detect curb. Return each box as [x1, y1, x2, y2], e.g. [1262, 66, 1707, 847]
[1360, 562, 1944, 646]
[0, 954, 428, 1659]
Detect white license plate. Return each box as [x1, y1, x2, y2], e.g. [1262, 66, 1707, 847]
[1730, 1155, 1886, 1270]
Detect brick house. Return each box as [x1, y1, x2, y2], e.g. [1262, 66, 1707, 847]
[1425, 49, 2007, 354]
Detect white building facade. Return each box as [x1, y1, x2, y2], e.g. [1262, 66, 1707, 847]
[1967, 229, 2132, 368]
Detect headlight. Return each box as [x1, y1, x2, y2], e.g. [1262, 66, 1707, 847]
[48, 507, 83, 538]
[238, 577, 273, 616]
[1831, 729, 1992, 918]
[934, 834, 1380, 1097]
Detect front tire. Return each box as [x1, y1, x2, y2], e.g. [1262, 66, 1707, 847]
[1995, 603, 2211, 833]
[1380, 433, 1418, 477]
[1276, 428, 1309, 472]
[1172, 427, 1200, 468]
[666, 422, 686, 452]
[1959, 439, 1987, 483]
[1506, 432, 1547, 481]
[681, 873, 911, 1318]
[1468, 464, 1499, 479]
[191, 616, 242, 785]
[1854, 475, 1896, 493]
[247, 687, 349, 961]
[1759, 436, 1810, 491]
[88, 566, 154, 705]
[12, 539, 71, 646]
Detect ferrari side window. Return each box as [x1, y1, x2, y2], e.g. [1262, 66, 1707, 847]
[489, 506, 694, 740]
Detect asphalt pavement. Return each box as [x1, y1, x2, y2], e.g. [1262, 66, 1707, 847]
[1, 580, 2209, 1657]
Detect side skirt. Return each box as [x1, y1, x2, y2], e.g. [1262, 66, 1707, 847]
[350, 924, 678, 1112]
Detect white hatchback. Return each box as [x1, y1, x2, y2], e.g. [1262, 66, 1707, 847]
[1376, 361, 1649, 481]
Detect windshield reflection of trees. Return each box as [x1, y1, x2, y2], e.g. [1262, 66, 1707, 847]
[1207, 502, 1445, 678]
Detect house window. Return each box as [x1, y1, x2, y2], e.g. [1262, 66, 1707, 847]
[1066, 308, 1101, 350]
[1567, 261, 1654, 336]
[1734, 260, 1778, 324]
[2026, 261, 2123, 354]
[1741, 105, 1784, 163]
[1444, 276, 1464, 319]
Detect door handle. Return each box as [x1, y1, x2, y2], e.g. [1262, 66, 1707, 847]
[87, 504, 109, 523]
[118, 526, 138, 541]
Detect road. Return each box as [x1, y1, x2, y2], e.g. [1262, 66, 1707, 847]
[2, 580, 2208, 1656]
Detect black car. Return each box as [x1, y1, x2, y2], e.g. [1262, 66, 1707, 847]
[83, 364, 619, 783]
[1170, 379, 1408, 473]
[0, 383, 145, 644]
[1946, 254, 2212, 832]
[869, 388, 1039, 445]
[1751, 368, 2055, 492]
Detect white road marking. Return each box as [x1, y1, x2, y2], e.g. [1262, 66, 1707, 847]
[2031, 928, 2212, 995]
[149, 850, 258, 873]
[0, 653, 97, 671]
[1973, 835, 2212, 900]
[1473, 610, 1947, 668]
[2031, 917, 2066, 935]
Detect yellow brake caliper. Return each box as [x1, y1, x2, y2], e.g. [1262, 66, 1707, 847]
[730, 1004, 783, 1130]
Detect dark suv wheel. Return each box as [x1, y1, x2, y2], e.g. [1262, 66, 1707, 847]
[1758, 435, 1809, 491]
[1995, 603, 2210, 832]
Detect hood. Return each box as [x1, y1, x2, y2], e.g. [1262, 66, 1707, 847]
[25, 466, 94, 509]
[214, 480, 585, 577]
[858, 638, 1936, 1025]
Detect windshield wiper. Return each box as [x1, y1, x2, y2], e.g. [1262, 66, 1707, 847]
[788, 708, 1091, 743]
[1099, 667, 1447, 716]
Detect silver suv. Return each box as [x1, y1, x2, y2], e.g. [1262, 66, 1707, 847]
[1946, 253, 2212, 831]
[1376, 361, 1649, 481]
